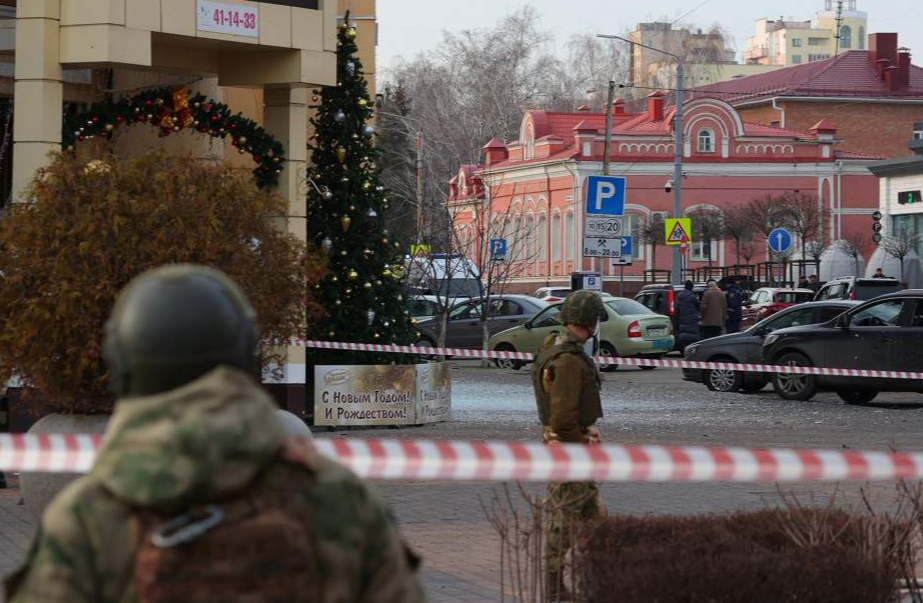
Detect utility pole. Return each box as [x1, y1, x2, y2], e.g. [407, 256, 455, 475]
[672, 62, 685, 286]
[597, 34, 685, 285]
[415, 131, 424, 244]
[602, 80, 616, 176]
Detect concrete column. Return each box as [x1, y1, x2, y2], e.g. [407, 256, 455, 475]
[13, 0, 63, 202]
[262, 87, 308, 413]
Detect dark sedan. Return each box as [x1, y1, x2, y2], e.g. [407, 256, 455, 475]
[683, 301, 859, 393]
[415, 295, 547, 349]
[761, 291, 923, 404]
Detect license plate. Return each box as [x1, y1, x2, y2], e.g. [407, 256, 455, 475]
[648, 328, 667, 337]
[652, 339, 673, 349]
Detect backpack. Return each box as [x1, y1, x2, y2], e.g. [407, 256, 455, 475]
[132, 466, 320, 603]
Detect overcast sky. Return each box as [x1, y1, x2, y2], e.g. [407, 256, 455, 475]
[376, 0, 922, 75]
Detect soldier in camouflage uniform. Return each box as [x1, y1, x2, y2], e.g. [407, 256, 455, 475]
[5, 265, 426, 603]
[531, 290, 606, 601]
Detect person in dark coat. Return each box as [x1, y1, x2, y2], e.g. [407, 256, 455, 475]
[676, 280, 701, 354]
[725, 280, 745, 334]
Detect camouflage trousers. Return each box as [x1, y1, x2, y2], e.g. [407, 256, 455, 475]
[545, 481, 606, 599]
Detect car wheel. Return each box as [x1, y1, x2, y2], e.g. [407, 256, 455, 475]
[493, 343, 523, 371]
[837, 390, 879, 405]
[599, 343, 619, 372]
[413, 338, 442, 360]
[705, 361, 742, 393]
[772, 352, 818, 401]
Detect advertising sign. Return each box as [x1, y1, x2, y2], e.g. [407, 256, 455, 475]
[197, 0, 260, 37]
[315, 363, 451, 426]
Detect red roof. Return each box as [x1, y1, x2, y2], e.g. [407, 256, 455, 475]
[483, 138, 506, 149]
[810, 119, 837, 133]
[693, 50, 923, 103]
[834, 150, 886, 160]
[541, 112, 635, 145]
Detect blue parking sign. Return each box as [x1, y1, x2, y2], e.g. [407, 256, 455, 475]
[489, 238, 507, 260]
[585, 175, 627, 216]
[621, 236, 632, 257]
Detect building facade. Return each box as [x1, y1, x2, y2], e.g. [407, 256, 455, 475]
[699, 33, 923, 159]
[449, 95, 881, 295]
[869, 140, 923, 260]
[744, 0, 867, 66]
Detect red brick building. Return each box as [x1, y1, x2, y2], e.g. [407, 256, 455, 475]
[698, 33, 923, 159]
[449, 95, 882, 294]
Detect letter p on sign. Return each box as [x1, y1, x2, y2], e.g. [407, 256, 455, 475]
[585, 175, 627, 216]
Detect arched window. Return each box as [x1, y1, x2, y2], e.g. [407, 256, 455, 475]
[565, 213, 574, 261]
[511, 216, 522, 262]
[840, 25, 852, 49]
[538, 215, 548, 263]
[525, 215, 535, 261]
[552, 214, 562, 261]
[524, 124, 535, 160]
[697, 128, 714, 153]
[858, 26, 865, 50]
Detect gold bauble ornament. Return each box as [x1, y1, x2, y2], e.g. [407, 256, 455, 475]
[238, 136, 248, 145]
[362, 181, 372, 192]
[375, 280, 382, 286]
[348, 270, 359, 281]
[358, 98, 368, 107]
[104, 124, 115, 132]
[336, 147, 347, 163]
[335, 300, 342, 306]
[328, 331, 335, 338]
[383, 269, 392, 278]
[382, 237, 390, 245]
[331, 275, 339, 283]
[341, 216, 352, 232]
[373, 333, 380, 340]
[363, 282, 372, 290]
[338, 22, 347, 31]
[349, 205, 356, 212]
[345, 26, 357, 40]
[345, 288, 353, 295]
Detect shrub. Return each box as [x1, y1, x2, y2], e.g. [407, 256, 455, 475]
[0, 151, 325, 415]
[577, 510, 900, 603]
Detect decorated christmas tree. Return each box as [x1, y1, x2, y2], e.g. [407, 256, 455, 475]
[306, 16, 417, 364]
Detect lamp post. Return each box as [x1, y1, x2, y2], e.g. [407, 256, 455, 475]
[597, 34, 685, 285]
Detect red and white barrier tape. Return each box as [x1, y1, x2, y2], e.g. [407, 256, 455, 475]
[3, 434, 922, 483]
[294, 339, 923, 381]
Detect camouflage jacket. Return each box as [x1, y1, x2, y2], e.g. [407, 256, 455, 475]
[5, 367, 426, 603]
[531, 330, 603, 443]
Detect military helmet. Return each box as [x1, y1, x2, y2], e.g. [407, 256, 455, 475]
[559, 290, 605, 329]
[103, 264, 260, 397]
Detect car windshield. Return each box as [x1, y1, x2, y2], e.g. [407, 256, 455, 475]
[848, 299, 905, 327]
[776, 292, 814, 304]
[606, 299, 652, 316]
[410, 299, 438, 317]
[439, 278, 481, 298]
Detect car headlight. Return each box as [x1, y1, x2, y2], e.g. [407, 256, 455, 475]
[684, 343, 700, 357]
[764, 334, 780, 347]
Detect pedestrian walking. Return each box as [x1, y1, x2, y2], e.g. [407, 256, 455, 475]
[5, 265, 426, 603]
[700, 279, 727, 340]
[676, 280, 701, 353]
[725, 280, 745, 334]
[531, 290, 606, 601]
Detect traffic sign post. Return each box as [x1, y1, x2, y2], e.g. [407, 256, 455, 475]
[872, 211, 883, 245]
[612, 236, 633, 296]
[582, 175, 628, 261]
[768, 228, 793, 287]
[489, 238, 507, 262]
[664, 218, 692, 246]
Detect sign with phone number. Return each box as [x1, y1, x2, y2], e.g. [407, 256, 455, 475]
[197, 0, 259, 38]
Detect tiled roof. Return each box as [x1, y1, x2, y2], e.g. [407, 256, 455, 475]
[693, 51, 923, 103]
[834, 150, 887, 160]
[543, 112, 636, 144]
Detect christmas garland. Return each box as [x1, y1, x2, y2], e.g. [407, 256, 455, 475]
[62, 87, 285, 188]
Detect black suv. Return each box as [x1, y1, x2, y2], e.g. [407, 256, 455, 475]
[761, 291, 923, 404]
[814, 276, 903, 301]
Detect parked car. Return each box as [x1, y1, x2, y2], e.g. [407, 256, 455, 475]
[813, 276, 903, 302]
[740, 288, 815, 329]
[683, 301, 859, 393]
[414, 295, 547, 350]
[408, 295, 463, 319]
[488, 297, 673, 371]
[533, 287, 614, 303]
[761, 291, 923, 403]
[634, 283, 706, 350]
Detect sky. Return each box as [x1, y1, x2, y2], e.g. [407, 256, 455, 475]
[376, 0, 923, 76]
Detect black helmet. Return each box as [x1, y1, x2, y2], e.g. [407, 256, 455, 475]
[104, 264, 259, 397]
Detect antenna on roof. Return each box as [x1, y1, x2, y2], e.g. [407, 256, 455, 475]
[833, 0, 844, 57]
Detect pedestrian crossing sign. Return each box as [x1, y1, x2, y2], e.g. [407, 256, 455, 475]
[665, 218, 692, 246]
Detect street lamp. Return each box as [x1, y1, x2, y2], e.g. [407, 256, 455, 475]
[597, 33, 685, 285]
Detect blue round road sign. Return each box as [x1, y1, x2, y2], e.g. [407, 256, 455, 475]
[768, 228, 793, 254]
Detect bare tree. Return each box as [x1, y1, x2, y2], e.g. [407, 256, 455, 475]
[641, 213, 667, 275]
[721, 205, 754, 268]
[779, 191, 826, 273]
[837, 234, 867, 278]
[688, 207, 724, 268]
[882, 230, 921, 284]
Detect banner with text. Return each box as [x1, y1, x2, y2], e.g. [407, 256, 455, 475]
[315, 363, 451, 426]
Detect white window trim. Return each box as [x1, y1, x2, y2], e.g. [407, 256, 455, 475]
[697, 128, 715, 153]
